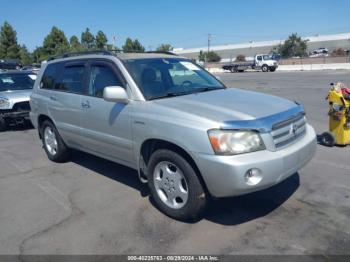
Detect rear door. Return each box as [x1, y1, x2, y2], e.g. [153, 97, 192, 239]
[46, 60, 88, 147]
[79, 60, 134, 165]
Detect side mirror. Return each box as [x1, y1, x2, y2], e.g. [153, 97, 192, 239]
[103, 86, 129, 104]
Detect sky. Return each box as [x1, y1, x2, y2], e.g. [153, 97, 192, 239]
[1, 0, 350, 51]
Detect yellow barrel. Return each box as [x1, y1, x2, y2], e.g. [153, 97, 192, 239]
[328, 89, 350, 145]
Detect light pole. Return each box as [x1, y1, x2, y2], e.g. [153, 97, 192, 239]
[113, 36, 116, 50]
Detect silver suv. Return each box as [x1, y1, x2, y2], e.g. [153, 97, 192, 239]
[30, 51, 317, 220]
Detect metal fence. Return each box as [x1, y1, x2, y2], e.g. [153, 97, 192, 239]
[278, 56, 350, 65]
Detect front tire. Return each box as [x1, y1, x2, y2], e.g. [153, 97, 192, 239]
[41, 120, 70, 162]
[320, 132, 335, 147]
[147, 149, 207, 221]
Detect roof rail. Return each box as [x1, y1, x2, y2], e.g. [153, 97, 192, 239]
[48, 50, 115, 61]
[47, 49, 179, 61]
[146, 51, 178, 56]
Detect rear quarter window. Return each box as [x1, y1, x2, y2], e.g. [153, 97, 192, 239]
[41, 63, 62, 89]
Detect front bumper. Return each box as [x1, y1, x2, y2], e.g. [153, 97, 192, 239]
[192, 124, 316, 198]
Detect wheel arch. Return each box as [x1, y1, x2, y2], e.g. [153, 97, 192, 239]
[37, 114, 54, 139]
[140, 138, 210, 196]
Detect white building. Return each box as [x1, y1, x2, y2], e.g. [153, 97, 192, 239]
[173, 33, 350, 62]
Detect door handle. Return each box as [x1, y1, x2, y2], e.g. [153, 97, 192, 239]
[81, 101, 90, 108]
[50, 96, 57, 101]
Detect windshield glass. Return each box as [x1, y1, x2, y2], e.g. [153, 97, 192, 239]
[123, 58, 225, 100]
[0, 74, 35, 91]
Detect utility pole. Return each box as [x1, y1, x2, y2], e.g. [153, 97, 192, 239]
[205, 33, 212, 67]
[207, 33, 212, 53]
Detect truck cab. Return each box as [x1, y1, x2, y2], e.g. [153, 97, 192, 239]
[254, 54, 278, 72]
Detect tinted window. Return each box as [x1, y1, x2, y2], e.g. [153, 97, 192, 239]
[89, 65, 122, 97]
[56, 65, 86, 94]
[0, 74, 34, 91]
[257, 56, 262, 61]
[41, 63, 61, 89]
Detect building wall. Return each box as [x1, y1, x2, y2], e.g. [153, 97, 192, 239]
[174, 33, 350, 61]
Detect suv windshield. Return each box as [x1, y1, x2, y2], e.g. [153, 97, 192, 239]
[0, 73, 35, 92]
[123, 58, 225, 100]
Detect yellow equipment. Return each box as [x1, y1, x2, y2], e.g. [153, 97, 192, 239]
[321, 82, 350, 147]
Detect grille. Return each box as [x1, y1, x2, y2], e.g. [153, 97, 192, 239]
[271, 113, 306, 148]
[13, 101, 31, 111]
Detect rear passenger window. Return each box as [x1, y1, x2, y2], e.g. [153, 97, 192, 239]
[89, 65, 123, 98]
[41, 63, 61, 89]
[56, 65, 86, 94]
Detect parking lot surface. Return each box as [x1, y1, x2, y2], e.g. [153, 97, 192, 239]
[0, 70, 349, 255]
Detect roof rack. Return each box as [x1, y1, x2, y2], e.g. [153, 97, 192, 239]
[146, 51, 178, 56]
[47, 49, 179, 61]
[48, 50, 116, 61]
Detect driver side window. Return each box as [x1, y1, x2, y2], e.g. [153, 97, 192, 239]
[257, 56, 262, 61]
[88, 64, 123, 98]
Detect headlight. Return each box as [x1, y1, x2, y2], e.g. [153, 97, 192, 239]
[0, 97, 10, 109]
[208, 129, 265, 155]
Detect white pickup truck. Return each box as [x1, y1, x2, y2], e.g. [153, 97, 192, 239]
[223, 54, 278, 73]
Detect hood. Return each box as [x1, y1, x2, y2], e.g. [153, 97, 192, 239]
[0, 90, 32, 101]
[153, 88, 297, 123]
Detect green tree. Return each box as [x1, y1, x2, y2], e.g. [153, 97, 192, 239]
[69, 35, 83, 52]
[19, 45, 32, 65]
[122, 38, 145, 52]
[275, 33, 308, 58]
[81, 28, 95, 49]
[95, 30, 108, 49]
[206, 51, 221, 62]
[0, 22, 20, 59]
[32, 46, 45, 63]
[198, 50, 205, 62]
[156, 44, 173, 52]
[198, 50, 221, 62]
[42, 26, 69, 59]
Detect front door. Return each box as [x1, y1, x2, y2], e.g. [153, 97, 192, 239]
[79, 60, 134, 165]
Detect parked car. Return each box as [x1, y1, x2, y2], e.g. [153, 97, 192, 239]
[222, 54, 278, 72]
[21, 65, 41, 73]
[312, 47, 329, 54]
[0, 59, 22, 71]
[30, 51, 317, 220]
[0, 71, 36, 131]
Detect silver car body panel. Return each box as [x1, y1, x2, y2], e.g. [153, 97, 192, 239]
[0, 90, 32, 109]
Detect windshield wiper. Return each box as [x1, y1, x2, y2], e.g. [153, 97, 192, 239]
[192, 86, 225, 93]
[148, 87, 225, 100]
[148, 91, 189, 100]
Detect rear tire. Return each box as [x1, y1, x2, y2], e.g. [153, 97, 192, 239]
[147, 149, 207, 221]
[41, 120, 70, 162]
[230, 67, 237, 73]
[0, 116, 7, 131]
[320, 132, 335, 147]
[269, 67, 276, 72]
